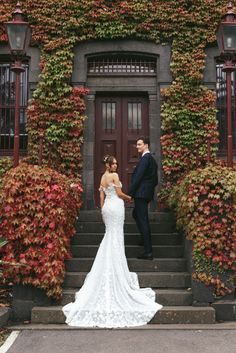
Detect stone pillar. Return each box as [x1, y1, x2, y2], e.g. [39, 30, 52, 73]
[149, 93, 160, 210]
[82, 93, 96, 209]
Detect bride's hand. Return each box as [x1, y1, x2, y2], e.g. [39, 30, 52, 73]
[126, 196, 132, 203]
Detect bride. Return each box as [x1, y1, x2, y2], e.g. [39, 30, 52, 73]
[62, 155, 163, 327]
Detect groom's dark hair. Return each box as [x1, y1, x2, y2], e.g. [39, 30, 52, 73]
[136, 136, 150, 146]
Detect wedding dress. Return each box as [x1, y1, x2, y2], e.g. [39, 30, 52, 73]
[62, 183, 163, 327]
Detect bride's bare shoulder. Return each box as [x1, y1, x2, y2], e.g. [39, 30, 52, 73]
[112, 173, 119, 181]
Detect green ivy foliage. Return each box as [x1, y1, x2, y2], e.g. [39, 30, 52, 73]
[0, 158, 13, 182]
[0, 0, 229, 180]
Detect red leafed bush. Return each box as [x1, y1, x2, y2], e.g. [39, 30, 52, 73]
[0, 163, 83, 298]
[169, 165, 236, 297]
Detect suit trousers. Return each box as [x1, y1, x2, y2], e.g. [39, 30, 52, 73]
[132, 198, 152, 254]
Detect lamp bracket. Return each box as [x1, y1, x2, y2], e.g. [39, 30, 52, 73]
[11, 60, 25, 73]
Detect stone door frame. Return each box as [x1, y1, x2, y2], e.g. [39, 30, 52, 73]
[72, 40, 172, 209]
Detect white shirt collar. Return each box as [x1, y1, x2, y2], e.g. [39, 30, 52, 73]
[142, 150, 150, 157]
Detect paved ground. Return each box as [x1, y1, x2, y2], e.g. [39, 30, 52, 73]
[5, 328, 236, 353]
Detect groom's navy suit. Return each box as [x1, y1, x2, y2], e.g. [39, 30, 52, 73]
[128, 152, 158, 255]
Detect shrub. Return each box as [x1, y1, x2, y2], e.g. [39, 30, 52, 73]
[0, 238, 8, 278]
[169, 165, 236, 297]
[0, 238, 26, 286]
[0, 163, 83, 298]
[0, 158, 13, 187]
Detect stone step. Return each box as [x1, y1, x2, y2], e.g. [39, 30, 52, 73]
[72, 233, 182, 246]
[150, 306, 215, 324]
[31, 306, 215, 325]
[65, 258, 187, 272]
[61, 288, 193, 306]
[71, 245, 184, 258]
[76, 222, 176, 234]
[63, 272, 191, 289]
[77, 210, 175, 223]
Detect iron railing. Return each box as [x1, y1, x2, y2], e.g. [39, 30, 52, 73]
[88, 55, 156, 74]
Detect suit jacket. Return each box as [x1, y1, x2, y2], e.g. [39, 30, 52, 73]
[128, 153, 158, 201]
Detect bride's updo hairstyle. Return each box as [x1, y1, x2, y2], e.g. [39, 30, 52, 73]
[103, 155, 116, 166]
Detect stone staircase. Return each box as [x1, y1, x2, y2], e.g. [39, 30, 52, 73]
[31, 210, 215, 325]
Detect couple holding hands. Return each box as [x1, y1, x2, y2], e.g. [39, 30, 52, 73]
[100, 136, 157, 260]
[63, 136, 163, 328]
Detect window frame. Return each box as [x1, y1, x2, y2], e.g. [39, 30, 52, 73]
[216, 61, 236, 157]
[87, 54, 157, 76]
[0, 58, 29, 156]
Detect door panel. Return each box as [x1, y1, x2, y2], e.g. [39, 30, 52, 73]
[121, 97, 149, 194]
[95, 95, 149, 206]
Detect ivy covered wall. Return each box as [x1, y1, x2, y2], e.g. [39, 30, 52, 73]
[0, 0, 230, 183]
[1, 0, 235, 299]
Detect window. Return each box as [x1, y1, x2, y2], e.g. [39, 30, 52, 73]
[0, 63, 28, 155]
[128, 102, 142, 130]
[102, 102, 116, 131]
[88, 55, 156, 74]
[216, 63, 236, 156]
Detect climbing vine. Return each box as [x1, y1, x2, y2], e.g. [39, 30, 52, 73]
[0, 0, 234, 296]
[0, 0, 229, 180]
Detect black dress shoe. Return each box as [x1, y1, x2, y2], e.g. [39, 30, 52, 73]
[137, 253, 153, 260]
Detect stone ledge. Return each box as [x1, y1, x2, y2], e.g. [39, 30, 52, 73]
[212, 300, 236, 321]
[0, 307, 11, 327]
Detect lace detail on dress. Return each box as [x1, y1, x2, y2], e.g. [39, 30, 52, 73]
[99, 182, 122, 193]
[62, 184, 162, 328]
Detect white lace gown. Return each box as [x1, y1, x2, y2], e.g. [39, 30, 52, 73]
[62, 183, 163, 327]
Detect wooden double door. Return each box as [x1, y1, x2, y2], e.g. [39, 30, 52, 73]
[95, 94, 149, 206]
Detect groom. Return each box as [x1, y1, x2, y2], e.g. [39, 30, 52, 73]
[128, 137, 158, 260]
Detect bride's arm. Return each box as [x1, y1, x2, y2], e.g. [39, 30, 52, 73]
[99, 188, 105, 208]
[113, 174, 132, 202]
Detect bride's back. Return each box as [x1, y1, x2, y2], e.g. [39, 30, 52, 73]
[100, 172, 118, 188]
